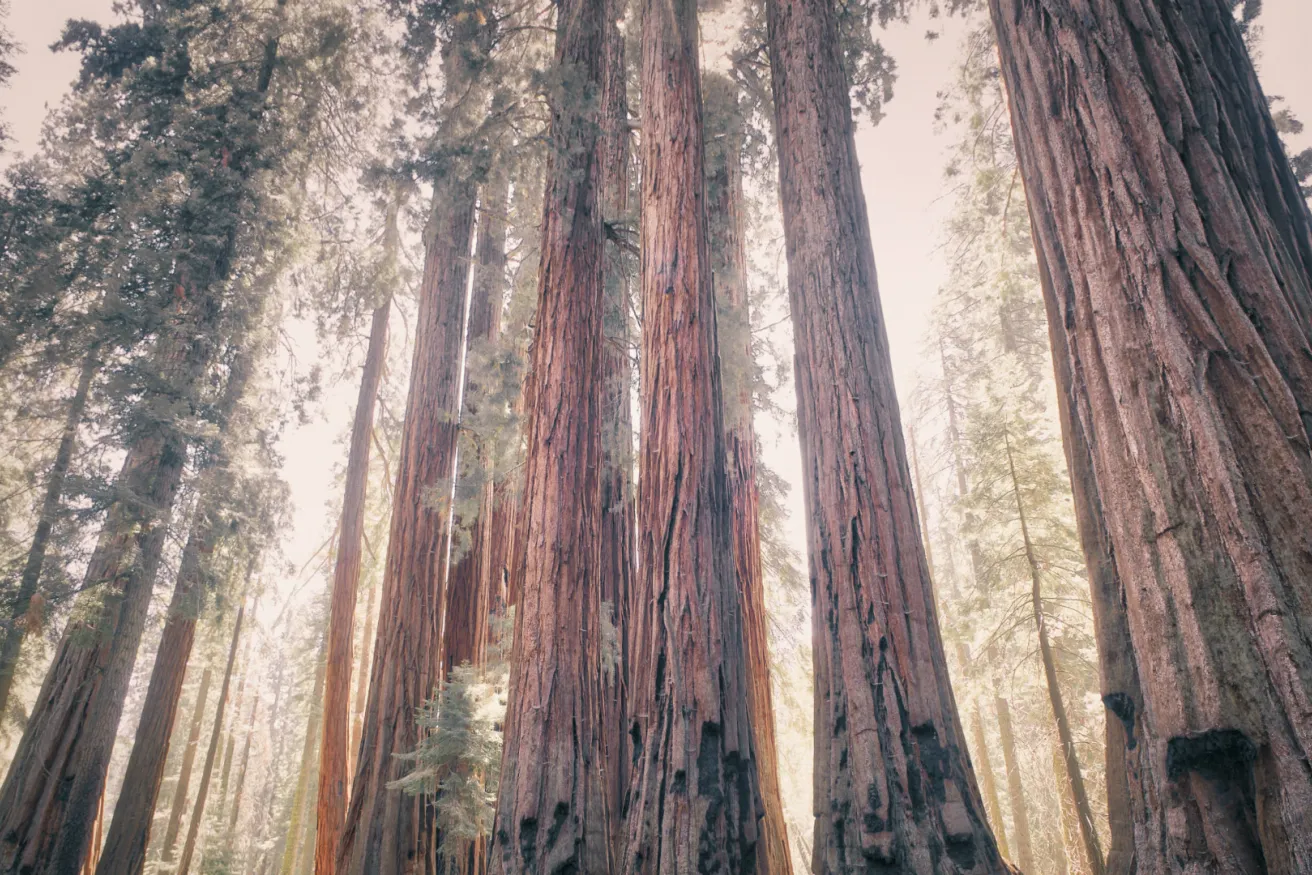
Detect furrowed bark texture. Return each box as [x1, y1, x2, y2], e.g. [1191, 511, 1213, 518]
[765, 0, 1006, 869]
[337, 175, 476, 875]
[177, 604, 246, 875]
[597, 0, 636, 859]
[705, 78, 792, 875]
[0, 347, 94, 716]
[162, 667, 215, 863]
[623, 0, 762, 869]
[491, 0, 611, 868]
[315, 292, 391, 875]
[991, 0, 1312, 869]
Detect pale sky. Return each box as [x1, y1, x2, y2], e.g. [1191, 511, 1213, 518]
[3, 0, 1309, 607]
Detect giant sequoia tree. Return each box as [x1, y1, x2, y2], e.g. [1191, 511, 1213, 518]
[765, 0, 1009, 869]
[990, 0, 1312, 869]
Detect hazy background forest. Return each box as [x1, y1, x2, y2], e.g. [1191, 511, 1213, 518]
[0, 0, 1310, 872]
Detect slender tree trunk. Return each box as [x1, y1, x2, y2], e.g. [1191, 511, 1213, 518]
[230, 693, 259, 837]
[177, 604, 247, 875]
[162, 667, 215, 863]
[970, 706, 1010, 862]
[1050, 741, 1081, 875]
[623, 0, 762, 869]
[315, 272, 393, 875]
[705, 74, 792, 875]
[597, 0, 636, 860]
[1005, 432, 1105, 875]
[491, 0, 611, 867]
[995, 695, 1034, 874]
[337, 154, 478, 875]
[0, 346, 95, 715]
[348, 575, 376, 782]
[284, 642, 327, 875]
[766, 0, 1006, 868]
[992, 0, 1312, 868]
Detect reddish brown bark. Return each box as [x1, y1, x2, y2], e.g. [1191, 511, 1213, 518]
[336, 175, 477, 875]
[316, 288, 392, 875]
[177, 603, 247, 875]
[349, 575, 377, 782]
[705, 73, 792, 875]
[622, 0, 762, 869]
[162, 667, 215, 863]
[992, 0, 1312, 869]
[490, 0, 611, 867]
[765, 0, 1006, 868]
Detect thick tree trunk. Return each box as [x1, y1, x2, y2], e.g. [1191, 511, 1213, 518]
[284, 643, 327, 875]
[337, 175, 477, 875]
[491, 0, 611, 867]
[597, 0, 636, 860]
[705, 76, 792, 875]
[315, 288, 392, 875]
[0, 347, 94, 715]
[765, 0, 1006, 869]
[991, 0, 1312, 869]
[994, 696, 1033, 874]
[622, 0, 762, 869]
[162, 667, 215, 863]
[176, 604, 246, 875]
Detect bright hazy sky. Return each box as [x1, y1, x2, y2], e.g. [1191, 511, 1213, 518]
[4, 0, 1310, 599]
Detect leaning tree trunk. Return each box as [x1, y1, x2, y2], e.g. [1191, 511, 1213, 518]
[315, 280, 393, 875]
[994, 694, 1033, 874]
[176, 604, 247, 875]
[0, 346, 95, 716]
[597, 0, 636, 859]
[705, 73, 792, 875]
[161, 667, 215, 863]
[991, 0, 1312, 869]
[622, 0, 762, 869]
[490, 0, 612, 867]
[765, 0, 1007, 869]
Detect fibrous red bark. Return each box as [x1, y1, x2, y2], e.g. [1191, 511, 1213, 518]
[622, 0, 763, 868]
[991, 0, 1312, 868]
[765, 0, 1008, 868]
[490, 0, 611, 866]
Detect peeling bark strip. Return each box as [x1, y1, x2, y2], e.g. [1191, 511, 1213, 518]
[336, 175, 476, 875]
[705, 75, 793, 875]
[765, 0, 1008, 870]
[622, 0, 763, 869]
[491, 0, 611, 868]
[991, 0, 1312, 870]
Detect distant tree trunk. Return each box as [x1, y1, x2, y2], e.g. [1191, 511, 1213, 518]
[0, 346, 94, 715]
[337, 168, 477, 875]
[229, 694, 259, 835]
[992, 0, 1312, 868]
[622, 0, 761, 869]
[348, 576, 377, 781]
[176, 604, 247, 875]
[765, 0, 1006, 868]
[315, 273, 393, 875]
[491, 0, 611, 867]
[1004, 431, 1105, 875]
[1050, 741, 1081, 875]
[995, 695, 1034, 873]
[705, 75, 792, 875]
[284, 642, 327, 875]
[970, 705, 1011, 861]
[1032, 243, 1141, 875]
[161, 667, 215, 863]
[597, 0, 636, 859]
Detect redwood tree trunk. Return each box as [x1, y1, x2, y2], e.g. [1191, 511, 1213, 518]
[765, 0, 1006, 868]
[177, 603, 246, 875]
[992, 0, 1312, 869]
[336, 172, 477, 875]
[490, 0, 611, 866]
[349, 574, 377, 781]
[705, 77, 792, 875]
[622, 0, 762, 868]
[315, 289, 392, 875]
[162, 667, 215, 863]
[0, 346, 95, 716]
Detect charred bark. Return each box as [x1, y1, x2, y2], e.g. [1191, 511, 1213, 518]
[765, 0, 1007, 868]
[991, 0, 1312, 868]
[622, 0, 763, 869]
[491, 0, 611, 867]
